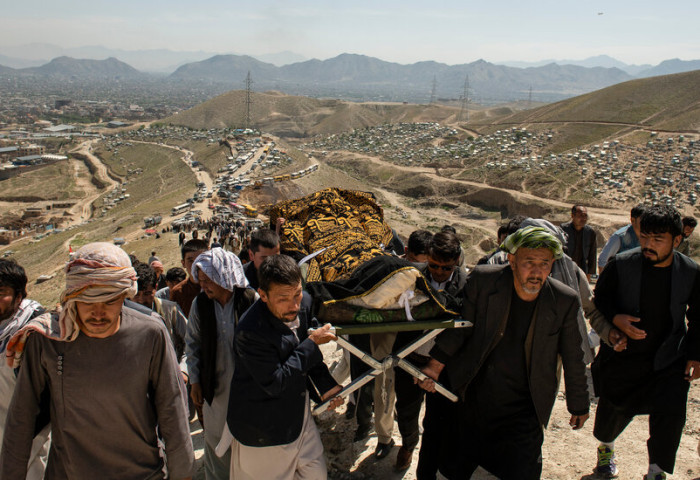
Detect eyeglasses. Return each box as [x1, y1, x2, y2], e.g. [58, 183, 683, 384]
[428, 263, 455, 272]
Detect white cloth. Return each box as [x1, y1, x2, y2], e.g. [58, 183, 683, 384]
[0, 299, 51, 480]
[191, 247, 249, 291]
[228, 395, 327, 480]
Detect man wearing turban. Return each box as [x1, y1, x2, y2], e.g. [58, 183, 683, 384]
[0, 242, 194, 479]
[185, 247, 258, 479]
[417, 226, 590, 479]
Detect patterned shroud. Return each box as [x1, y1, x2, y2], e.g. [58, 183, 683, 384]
[267, 188, 394, 283]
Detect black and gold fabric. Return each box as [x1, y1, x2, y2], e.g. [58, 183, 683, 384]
[267, 188, 394, 283]
[306, 256, 458, 324]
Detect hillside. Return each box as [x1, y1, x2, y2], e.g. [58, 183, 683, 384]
[169, 53, 633, 103]
[481, 69, 700, 134]
[21, 56, 143, 79]
[161, 90, 465, 136]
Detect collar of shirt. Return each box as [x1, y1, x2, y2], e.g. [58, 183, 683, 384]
[429, 271, 454, 291]
[284, 317, 300, 340]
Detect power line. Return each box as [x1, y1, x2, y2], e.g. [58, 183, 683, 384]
[459, 74, 470, 123]
[244, 71, 253, 128]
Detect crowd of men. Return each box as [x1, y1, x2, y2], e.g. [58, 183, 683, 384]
[0, 201, 697, 480]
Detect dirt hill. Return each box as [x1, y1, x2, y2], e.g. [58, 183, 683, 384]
[479, 69, 700, 134]
[162, 90, 464, 137]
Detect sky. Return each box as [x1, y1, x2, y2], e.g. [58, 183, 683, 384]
[2, 0, 699, 65]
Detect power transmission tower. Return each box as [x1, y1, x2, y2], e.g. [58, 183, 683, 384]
[528, 86, 532, 109]
[429, 76, 437, 104]
[459, 75, 470, 122]
[244, 71, 253, 128]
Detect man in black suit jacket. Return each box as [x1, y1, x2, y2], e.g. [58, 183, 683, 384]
[226, 254, 342, 479]
[418, 226, 590, 480]
[561, 204, 597, 279]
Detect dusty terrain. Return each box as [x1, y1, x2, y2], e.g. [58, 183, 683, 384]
[186, 342, 700, 479]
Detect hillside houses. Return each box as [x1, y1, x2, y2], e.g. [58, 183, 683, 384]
[305, 122, 699, 210]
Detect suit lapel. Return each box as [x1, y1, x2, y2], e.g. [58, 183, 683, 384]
[482, 268, 513, 356]
[527, 279, 557, 368]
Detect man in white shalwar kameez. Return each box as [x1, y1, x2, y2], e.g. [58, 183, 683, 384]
[223, 254, 343, 480]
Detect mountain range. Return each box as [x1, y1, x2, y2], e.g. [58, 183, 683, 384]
[2, 49, 699, 104]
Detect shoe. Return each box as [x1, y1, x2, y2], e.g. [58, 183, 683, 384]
[642, 474, 666, 480]
[394, 445, 414, 471]
[595, 445, 619, 478]
[353, 424, 371, 442]
[374, 439, 395, 459]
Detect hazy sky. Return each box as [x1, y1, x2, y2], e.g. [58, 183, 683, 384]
[2, 0, 699, 65]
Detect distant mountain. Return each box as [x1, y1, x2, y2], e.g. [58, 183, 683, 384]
[0, 43, 307, 73]
[21, 56, 143, 79]
[638, 58, 700, 78]
[0, 43, 218, 73]
[170, 55, 279, 83]
[169, 53, 632, 103]
[500, 55, 652, 76]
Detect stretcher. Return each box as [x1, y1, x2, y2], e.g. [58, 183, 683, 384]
[309, 318, 472, 414]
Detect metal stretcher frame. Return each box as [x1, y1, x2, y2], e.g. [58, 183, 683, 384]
[309, 319, 472, 415]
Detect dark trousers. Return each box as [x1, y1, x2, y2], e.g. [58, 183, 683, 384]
[593, 358, 689, 473]
[416, 372, 460, 480]
[394, 358, 426, 450]
[458, 402, 543, 480]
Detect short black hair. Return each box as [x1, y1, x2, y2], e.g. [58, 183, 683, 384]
[0, 259, 27, 299]
[682, 216, 697, 228]
[429, 231, 461, 262]
[571, 204, 586, 215]
[407, 230, 433, 256]
[181, 239, 209, 259]
[135, 263, 157, 291]
[505, 215, 527, 235]
[640, 204, 682, 237]
[630, 203, 647, 219]
[165, 267, 187, 284]
[497, 225, 508, 238]
[249, 228, 279, 253]
[258, 254, 301, 292]
[440, 225, 457, 234]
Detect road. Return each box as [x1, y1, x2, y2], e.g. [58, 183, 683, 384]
[337, 151, 631, 227]
[68, 139, 120, 226]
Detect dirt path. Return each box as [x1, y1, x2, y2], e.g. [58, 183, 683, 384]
[341, 151, 630, 227]
[67, 139, 120, 226]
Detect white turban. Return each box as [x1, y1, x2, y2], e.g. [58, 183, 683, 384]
[191, 247, 249, 291]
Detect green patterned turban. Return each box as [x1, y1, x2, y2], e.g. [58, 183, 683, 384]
[500, 226, 564, 259]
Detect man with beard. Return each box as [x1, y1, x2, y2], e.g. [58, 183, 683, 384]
[225, 254, 342, 479]
[1, 243, 193, 479]
[0, 260, 49, 479]
[590, 204, 700, 480]
[417, 226, 590, 480]
[186, 248, 257, 479]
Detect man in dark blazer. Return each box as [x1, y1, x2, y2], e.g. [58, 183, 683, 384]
[561, 204, 597, 279]
[591, 205, 700, 480]
[418, 226, 590, 480]
[226, 254, 342, 479]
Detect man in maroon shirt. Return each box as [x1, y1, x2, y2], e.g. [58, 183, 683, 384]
[170, 239, 208, 317]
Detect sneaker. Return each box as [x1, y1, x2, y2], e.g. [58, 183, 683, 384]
[595, 445, 619, 478]
[642, 474, 666, 480]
